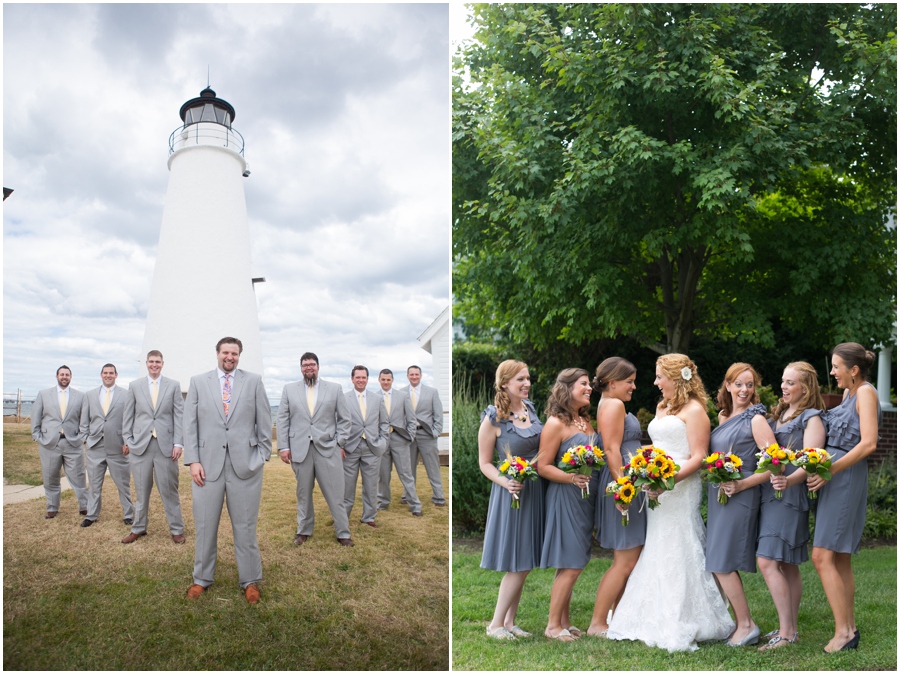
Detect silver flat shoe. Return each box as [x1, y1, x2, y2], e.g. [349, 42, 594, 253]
[727, 624, 760, 647]
[486, 626, 516, 640]
[508, 625, 531, 638]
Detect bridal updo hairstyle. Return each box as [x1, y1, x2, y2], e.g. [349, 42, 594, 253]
[833, 342, 877, 383]
[716, 362, 762, 417]
[769, 361, 825, 423]
[545, 368, 591, 425]
[493, 359, 528, 420]
[656, 354, 708, 414]
[592, 357, 636, 394]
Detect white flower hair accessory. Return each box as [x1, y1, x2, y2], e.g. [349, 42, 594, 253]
[681, 366, 693, 381]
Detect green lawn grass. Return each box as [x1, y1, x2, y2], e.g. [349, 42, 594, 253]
[3, 421, 44, 485]
[453, 540, 896, 670]
[4, 422, 449, 670]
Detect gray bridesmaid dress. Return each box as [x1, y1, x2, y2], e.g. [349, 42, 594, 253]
[814, 383, 882, 554]
[540, 431, 600, 570]
[757, 408, 823, 564]
[595, 412, 648, 549]
[706, 403, 767, 574]
[480, 400, 545, 572]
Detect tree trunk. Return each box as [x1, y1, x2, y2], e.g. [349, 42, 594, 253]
[659, 245, 707, 355]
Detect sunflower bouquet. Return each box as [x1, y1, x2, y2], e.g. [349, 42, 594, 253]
[498, 450, 539, 509]
[558, 442, 605, 498]
[754, 444, 790, 498]
[703, 451, 744, 504]
[789, 447, 833, 500]
[624, 445, 679, 509]
[605, 475, 637, 526]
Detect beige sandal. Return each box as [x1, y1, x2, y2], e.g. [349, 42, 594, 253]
[545, 628, 577, 642]
[486, 626, 516, 640]
[566, 626, 583, 638]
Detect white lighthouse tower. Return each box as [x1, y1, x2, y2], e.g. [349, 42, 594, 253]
[141, 87, 264, 389]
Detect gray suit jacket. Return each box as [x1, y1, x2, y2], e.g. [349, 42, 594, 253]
[382, 388, 417, 442]
[276, 379, 350, 463]
[31, 386, 86, 449]
[80, 385, 126, 450]
[405, 384, 443, 438]
[183, 369, 272, 482]
[122, 376, 183, 456]
[344, 389, 389, 456]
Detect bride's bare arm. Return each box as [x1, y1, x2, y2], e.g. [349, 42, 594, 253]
[676, 401, 710, 482]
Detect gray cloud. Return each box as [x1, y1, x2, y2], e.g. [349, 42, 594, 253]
[4, 3, 449, 398]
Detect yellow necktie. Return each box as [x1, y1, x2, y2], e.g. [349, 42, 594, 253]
[306, 385, 315, 416]
[102, 388, 111, 415]
[410, 388, 417, 410]
[384, 392, 391, 415]
[151, 380, 158, 438]
[59, 390, 67, 418]
[359, 393, 367, 440]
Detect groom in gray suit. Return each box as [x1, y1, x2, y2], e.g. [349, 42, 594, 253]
[121, 350, 185, 544]
[405, 365, 445, 507]
[342, 365, 390, 527]
[31, 365, 89, 518]
[184, 337, 271, 604]
[79, 363, 134, 527]
[277, 352, 354, 547]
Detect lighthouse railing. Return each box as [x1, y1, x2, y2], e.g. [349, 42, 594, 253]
[169, 122, 245, 156]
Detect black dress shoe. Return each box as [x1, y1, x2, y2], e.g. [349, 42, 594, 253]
[80, 518, 94, 527]
[411, 511, 423, 517]
[123, 518, 134, 526]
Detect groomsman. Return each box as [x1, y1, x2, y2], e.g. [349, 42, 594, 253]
[376, 369, 423, 516]
[404, 365, 445, 507]
[79, 363, 134, 527]
[184, 337, 271, 603]
[31, 366, 89, 518]
[277, 352, 354, 546]
[342, 366, 390, 527]
[121, 350, 186, 544]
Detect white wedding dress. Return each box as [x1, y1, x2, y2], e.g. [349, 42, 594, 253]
[607, 415, 735, 652]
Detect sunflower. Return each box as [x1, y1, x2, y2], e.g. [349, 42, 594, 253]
[630, 455, 647, 469]
[499, 461, 510, 472]
[616, 476, 631, 485]
[660, 461, 676, 479]
[620, 484, 636, 503]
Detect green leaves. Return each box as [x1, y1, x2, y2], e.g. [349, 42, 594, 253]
[454, 3, 896, 355]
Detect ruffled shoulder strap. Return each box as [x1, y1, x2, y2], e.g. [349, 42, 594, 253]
[740, 402, 769, 421]
[799, 407, 823, 426]
[480, 404, 500, 427]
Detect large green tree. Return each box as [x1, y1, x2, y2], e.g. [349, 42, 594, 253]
[453, 3, 896, 355]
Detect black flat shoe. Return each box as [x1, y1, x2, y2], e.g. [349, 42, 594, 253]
[824, 633, 860, 653]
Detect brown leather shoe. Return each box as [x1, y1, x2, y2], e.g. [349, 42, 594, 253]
[79, 509, 88, 516]
[185, 584, 206, 600]
[411, 511, 423, 517]
[121, 531, 147, 544]
[45, 511, 58, 519]
[433, 502, 446, 507]
[244, 583, 260, 604]
[337, 537, 355, 547]
[172, 534, 186, 544]
[293, 533, 309, 546]
[364, 521, 377, 528]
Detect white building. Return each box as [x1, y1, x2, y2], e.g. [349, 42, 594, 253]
[418, 307, 450, 458]
[141, 87, 264, 388]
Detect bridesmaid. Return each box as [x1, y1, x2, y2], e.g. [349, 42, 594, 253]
[587, 357, 647, 637]
[707, 363, 777, 647]
[808, 343, 881, 653]
[537, 368, 597, 642]
[757, 362, 826, 650]
[478, 360, 544, 640]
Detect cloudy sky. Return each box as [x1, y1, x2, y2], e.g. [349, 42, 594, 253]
[4, 3, 450, 400]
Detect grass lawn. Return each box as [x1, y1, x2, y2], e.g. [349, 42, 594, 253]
[4, 422, 449, 670]
[453, 539, 896, 670]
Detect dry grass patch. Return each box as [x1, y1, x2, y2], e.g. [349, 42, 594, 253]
[3, 421, 43, 485]
[4, 432, 449, 670]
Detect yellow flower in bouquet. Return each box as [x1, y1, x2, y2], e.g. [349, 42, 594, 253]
[789, 447, 833, 499]
[605, 475, 637, 526]
[755, 443, 790, 498]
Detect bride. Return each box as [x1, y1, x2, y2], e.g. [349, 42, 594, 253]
[607, 354, 734, 652]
